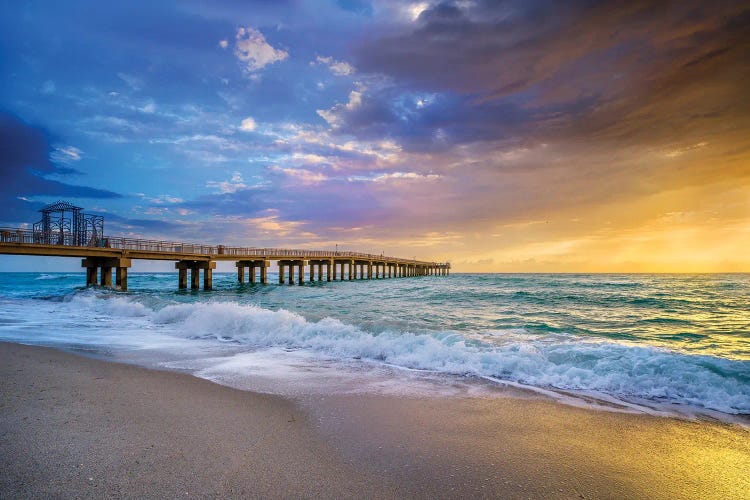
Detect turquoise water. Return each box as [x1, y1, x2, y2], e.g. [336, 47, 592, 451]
[0, 272, 748, 418]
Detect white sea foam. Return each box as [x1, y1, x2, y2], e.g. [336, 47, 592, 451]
[67, 292, 152, 317]
[5, 291, 749, 416]
[146, 300, 749, 415]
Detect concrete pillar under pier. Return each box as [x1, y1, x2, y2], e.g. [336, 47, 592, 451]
[82, 257, 131, 290]
[116, 267, 128, 291]
[176, 260, 215, 290]
[86, 266, 97, 286]
[204, 268, 213, 290]
[277, 260, 306, 285]
[327, 261, 332, 282]
[100, 267, 112, 287]
[238, 260, 269, 285]
[335, 260, 353, 281]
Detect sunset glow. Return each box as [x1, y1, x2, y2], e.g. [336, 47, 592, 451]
[1, 1, 748, 271]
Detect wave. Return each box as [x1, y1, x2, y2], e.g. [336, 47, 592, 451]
[34, 273, 73, 280]
[145, 300, 749, 415]
[15, 290, 750, 416]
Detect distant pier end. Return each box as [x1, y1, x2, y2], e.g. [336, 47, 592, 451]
[0, 201, 450, 291]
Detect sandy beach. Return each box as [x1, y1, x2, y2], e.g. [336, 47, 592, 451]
[1, 342, 748, 499]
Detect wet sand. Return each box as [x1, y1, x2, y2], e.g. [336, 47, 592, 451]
[1, 342, 748, 499]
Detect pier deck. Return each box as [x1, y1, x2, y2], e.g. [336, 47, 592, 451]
[0, 228, 450, 290]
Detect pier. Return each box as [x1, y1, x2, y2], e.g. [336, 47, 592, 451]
[0, 202, 449, 291]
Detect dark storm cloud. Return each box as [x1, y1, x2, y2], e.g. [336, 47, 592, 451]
[353, 0, 750, 151]
[0, 112, 121, 222]
[319, 86, 586, 152]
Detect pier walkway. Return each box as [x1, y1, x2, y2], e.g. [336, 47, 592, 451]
[0, 228, 450, 291]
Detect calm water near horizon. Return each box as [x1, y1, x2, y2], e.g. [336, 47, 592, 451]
[0, 272, 748, 420]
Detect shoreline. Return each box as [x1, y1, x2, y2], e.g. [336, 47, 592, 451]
[2, 341, 749, 498]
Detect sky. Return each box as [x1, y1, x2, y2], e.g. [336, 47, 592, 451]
[1, 0, 749, 272]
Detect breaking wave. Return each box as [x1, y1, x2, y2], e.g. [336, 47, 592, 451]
[82, 296, 750, 415]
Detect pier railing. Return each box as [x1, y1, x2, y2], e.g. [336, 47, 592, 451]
[0, 227, 447, 266]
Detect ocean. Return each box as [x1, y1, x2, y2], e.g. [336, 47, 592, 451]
[0, 272, 748, 421]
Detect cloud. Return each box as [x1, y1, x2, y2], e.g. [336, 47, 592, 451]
[117, 72, 143, 91]
[0, 112, 121, 223]
[317, 88, 368, 128]
[138, 193, 185, 205]
[270, 166, 328, 185]
[50, 146, 83, 164]
[407, 2, 429, 21]
[233, 26, 289, 74]
[218, 39, 228, 49]
[240, 117, 257, 131]
[242, 210, 306, 237]
[314, 55, 355, 76]
[139, 101, 156, 114]
[206, 171, 248, 193]
[354, 0, 750, 152]
[370, 171, 441, 183]
[40, 80, 56, 94]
